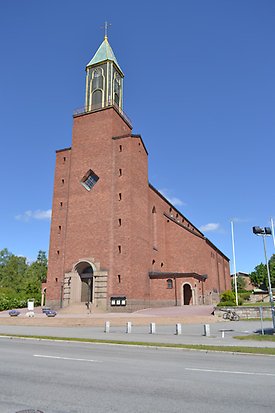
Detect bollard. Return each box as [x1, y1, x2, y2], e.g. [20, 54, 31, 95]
[149, 322, 156, 334]
[104, 321, 110, 333]
[203, 324, 210, 337]
[175, 323, 182, 335]
[126, 321, 132, 334]
[221, 330, 225, 338]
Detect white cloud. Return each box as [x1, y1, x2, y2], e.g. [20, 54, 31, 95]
[158, 189, 185, 207]
[199, 223, 220, 232]
[15, 209, 52, 222]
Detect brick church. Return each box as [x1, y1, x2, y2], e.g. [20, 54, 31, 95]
[44, 34, 230, 311]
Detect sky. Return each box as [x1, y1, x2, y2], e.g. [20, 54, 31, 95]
[0, 0, 275, 273]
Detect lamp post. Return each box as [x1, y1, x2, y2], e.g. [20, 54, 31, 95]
[252, 226, 275, 330]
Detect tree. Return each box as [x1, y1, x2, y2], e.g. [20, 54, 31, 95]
[231, 275, 247, 292]
[249, 254, 275, 289]
[0, 249, 48, 310]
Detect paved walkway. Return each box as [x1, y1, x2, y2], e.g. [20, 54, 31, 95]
[0, 306, 274, 349]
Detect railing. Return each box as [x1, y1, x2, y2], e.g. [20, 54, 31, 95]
[73, 101, 132, 128]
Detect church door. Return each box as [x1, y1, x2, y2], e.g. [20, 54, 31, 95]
[183, 284, 192, 305]
[80, 266, 93, 304]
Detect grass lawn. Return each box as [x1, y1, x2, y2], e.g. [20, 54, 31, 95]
[235, 334, 275, 342]
[1, 333, 275, 356]
[242, 302, 271, 307]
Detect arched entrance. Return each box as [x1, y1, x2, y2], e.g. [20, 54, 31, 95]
[183, 283, 192, 305]
[75, 262, 94, 304]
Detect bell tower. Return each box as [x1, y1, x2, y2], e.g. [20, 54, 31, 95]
[85, 34, 124, 111]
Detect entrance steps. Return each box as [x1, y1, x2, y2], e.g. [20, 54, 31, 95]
[59, 303, 103, 315]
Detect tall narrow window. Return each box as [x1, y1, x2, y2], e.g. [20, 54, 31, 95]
[118, 218, 122, 226]
[119, 145, 122, 152]
[118, 274, 121, 283]
[92, 89, 103, 108]
[114, 72, 121, 106]
[118, 245, 121, 254]
[91, 68, 104, 109]
[152, 207, 157, 249]
[118, 192, 122, 201]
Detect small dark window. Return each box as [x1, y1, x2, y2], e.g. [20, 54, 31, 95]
[119, 168, 122, 176]
[57, 250, 60, 255]
[118, 245, 121, 253]
[61, 179, 64, 184]
[167, 279, 173, 289]
[63, 157, 66, 163]
[118, 218, 122, 226]
[118, 192, 122, 201]
[81, 170, 99, 191]
[118, 274, 121, 283]
[58, 225, 61, 234]
[55, 278, 58, 282]
[152, 259, 155, 265]
[161, 262, 164, 267]
[119, 145, 122, 152]
[60, 202, 63, 207]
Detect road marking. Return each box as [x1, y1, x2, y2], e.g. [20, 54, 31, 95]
[34, 354, 101, 363]
[185, 368, 275, 377]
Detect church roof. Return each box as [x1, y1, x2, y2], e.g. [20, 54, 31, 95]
[86, 36, 123, 74]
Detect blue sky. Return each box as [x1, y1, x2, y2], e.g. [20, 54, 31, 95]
[0, 0, 274, 273]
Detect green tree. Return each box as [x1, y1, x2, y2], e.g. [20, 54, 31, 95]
[231, 275, 246, 292]
[249, 254, 275, 289]
[0, 249, 48, 310]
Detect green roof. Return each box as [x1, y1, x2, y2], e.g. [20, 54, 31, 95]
[86, 37, 123, 74]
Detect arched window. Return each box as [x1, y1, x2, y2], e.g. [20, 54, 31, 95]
[114, 72, 121, 106]
[92, 68, 103, 90]
[91, 68, 104, 108]
[92, 89, 103, 108]
[167, 279, 173, 289]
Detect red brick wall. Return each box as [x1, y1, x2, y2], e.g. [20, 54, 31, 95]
[46, 148, 71, 304]
[46, 106, 230, 309]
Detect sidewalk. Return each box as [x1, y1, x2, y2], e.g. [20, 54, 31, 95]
[0, 311, 274, 349]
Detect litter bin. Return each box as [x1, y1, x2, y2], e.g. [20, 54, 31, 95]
[27, 299, 35, 311]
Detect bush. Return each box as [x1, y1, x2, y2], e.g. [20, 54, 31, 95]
[0, 288, 41, 311]
[218, 290, 244, 306]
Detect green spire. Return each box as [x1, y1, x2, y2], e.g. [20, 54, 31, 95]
[86, 36, 123, 74]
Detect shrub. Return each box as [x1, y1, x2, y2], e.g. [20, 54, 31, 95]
[218, 290, 243, 306]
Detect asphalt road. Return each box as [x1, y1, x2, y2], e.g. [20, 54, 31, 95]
[0, 337, 275, 413]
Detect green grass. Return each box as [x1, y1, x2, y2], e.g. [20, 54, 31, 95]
[1, 333, 275, 355]
[242, 302, 271, 307]
[235, 334, 275, 342]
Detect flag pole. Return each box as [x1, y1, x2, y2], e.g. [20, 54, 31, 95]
[271, 217, 275, 251]
[231, 221, 238, 305]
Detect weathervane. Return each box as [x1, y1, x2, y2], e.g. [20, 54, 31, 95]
[102, 21, 111, 39]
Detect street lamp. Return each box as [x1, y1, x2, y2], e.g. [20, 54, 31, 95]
[252, 226, 275, 330]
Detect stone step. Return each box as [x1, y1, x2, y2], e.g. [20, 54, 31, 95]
[59, 303, 103, 314]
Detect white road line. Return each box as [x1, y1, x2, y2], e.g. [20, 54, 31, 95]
[185, 368, 275, 377]
[34, 354, 101, 363]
